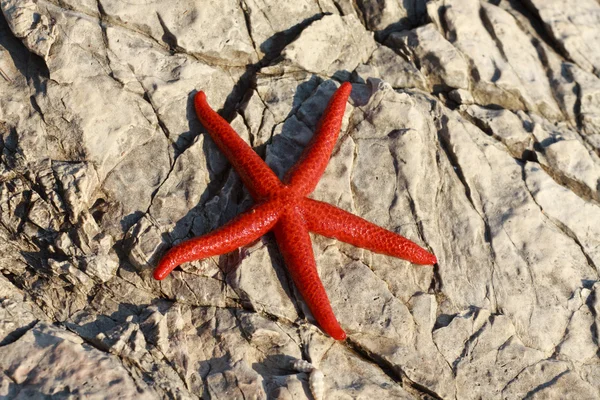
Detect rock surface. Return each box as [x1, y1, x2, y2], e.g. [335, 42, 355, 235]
[1, 0, 600, 399]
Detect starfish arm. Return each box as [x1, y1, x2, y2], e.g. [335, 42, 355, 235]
[302, 198, 437, 265]
[194, 91, 283, 200]
[274, 208, 347, 340]
[154, 200, 283, 280]
[285, 82, 352, 195]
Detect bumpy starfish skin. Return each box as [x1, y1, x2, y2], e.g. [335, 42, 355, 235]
[154, 82, 437, 340]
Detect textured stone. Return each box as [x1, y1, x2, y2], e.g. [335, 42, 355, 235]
[529, 115, 600, 203]
[242, 0, 338, 57]
[101, 0, 258, 66]
[525, 163, 600, 271]
[0, 322, 153, 398]
[355, 45, 427, 90]
[464, 105, 533, 158]
[438, 108, 597, 353]
[2, 0, 600, 398]
[355, 0, 427, 36]
[387, 23, 469, 90]
[0, 276, 48, 346]
[568, 65, 600, 138]
[442, 0, 561, 118]
[526, 0, 600, 77]
[279, 14, 377, 79]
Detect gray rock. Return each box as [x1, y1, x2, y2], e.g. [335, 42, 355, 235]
[1, 0, 55, 58]
[448, 88, 474, 105]
[434, 309, 546, 399]
[529, 114, 600, 203]
[0, 322, 154, 398]
[355, 0, 427, 36]
[525, 0, 600, 77]
[479, 3, 562, 119]
[438, 107, 597, 353]
[387, 23, 469, 91]
[2, 0, 600, 398]
[441, 0, 562, 119]
[463, 105, 533, 158]
[241, 0, 339, 58]
[101, 0, 258, 66]
[525, 163, 600, 272]
[355, 45, 428, 90]
[279, 14, 377, 79]
[567, 64, 600, 138]
[0, 276, 48, 346]
[502, 360, 598, 399]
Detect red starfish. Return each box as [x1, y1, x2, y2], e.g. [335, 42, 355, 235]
[154, 82, 437, 340]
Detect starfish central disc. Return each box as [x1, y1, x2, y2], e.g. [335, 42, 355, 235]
[154, 82, 437, 340]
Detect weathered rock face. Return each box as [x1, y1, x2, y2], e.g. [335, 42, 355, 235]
[1, 0, 599, 398]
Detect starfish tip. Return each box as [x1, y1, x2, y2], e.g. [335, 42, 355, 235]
[194, 91, 207, 106]
[339, 81, 352, 94]
[326, 326, 347, 340]
[153, 268, 167, 281]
